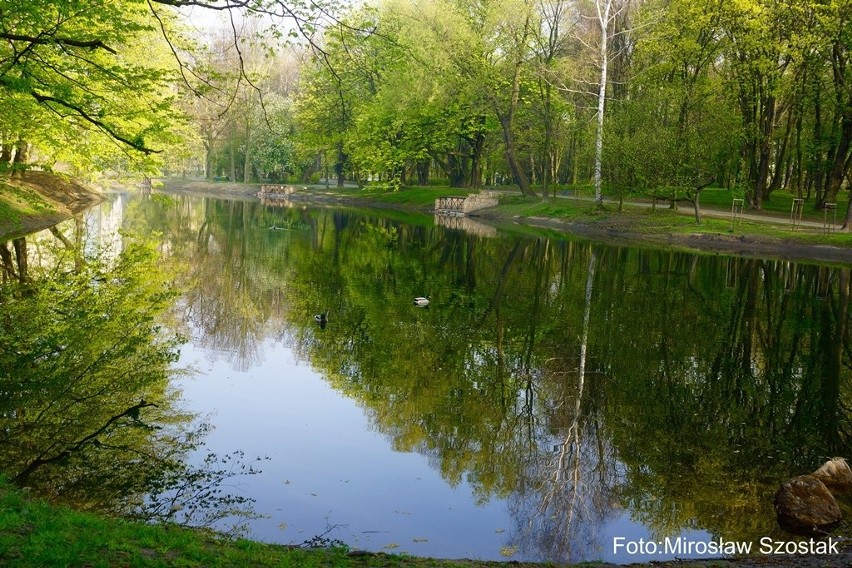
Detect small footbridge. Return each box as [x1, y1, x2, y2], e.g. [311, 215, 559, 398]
[258, 184, 299, 198]
[434, 192, 499, 216]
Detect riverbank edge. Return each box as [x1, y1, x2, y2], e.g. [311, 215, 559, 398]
[176, 179, 852, 265]
[0, 171, 104, 240]
[7, 176, 851, 265]
[4, 477, 851, 568]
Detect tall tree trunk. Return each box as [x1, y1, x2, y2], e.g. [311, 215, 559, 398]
[498, 114, 534, 196]
[204, 136, 214, 180]
[0, 134, 12, 166]
[753, 94, 776, 210]
[0, 242, 16, 281]
[12, 140, 29, 178]
[768, 106, 795, 194]
[494, 14, 536, 198]
[593, 0, 611, 209]
[812, 79, 825, 205]
[243, 122, 253, 185]
[823, 114, 852, 205]
[467, 131, 485, 189]
[795, 102, 804, 198]
[12, 237, 27, 283]
[335, 141, 346, 187]
[542, 82, 553, 200]
[229, 138, 236, 182]
[416, 159, 430, 186]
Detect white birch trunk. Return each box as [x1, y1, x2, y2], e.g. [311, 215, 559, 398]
[594, 0, 611, 208]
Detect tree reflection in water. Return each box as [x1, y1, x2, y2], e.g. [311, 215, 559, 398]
[0, 231, 263, 534]
[106, 194, 852, 560]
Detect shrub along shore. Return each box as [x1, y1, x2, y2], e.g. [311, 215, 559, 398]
[3, 477, 852, 568]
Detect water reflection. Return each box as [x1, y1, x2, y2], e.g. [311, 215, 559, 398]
[9, 193, 851, 563]
[0, 226, 262, 534]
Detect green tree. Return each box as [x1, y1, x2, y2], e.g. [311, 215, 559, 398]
[608, 0, 740, 221]
[0, 0, 194, 172]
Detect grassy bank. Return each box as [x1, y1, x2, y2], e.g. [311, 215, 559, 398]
[0, 171, 103, 239]
[0, 179, 63, 237]
[0, 478, 575, 568]
[305, 184, 852, 250]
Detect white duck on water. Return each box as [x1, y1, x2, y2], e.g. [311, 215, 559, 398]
[413, 296, 430, 307]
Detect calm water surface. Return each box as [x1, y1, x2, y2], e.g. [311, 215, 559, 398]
[5, 191, 851, 563]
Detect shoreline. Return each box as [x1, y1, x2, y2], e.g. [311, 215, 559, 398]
[1, 475, 850, 568]
[8, 172, 840, 265]
[476, 212, 852, 264]
[0, 171, 104, 240]
[2, 176, 850, 567]
[164, 178, 852, 265]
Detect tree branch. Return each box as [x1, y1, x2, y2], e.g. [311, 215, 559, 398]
[29, 91, 161, 154]
[13, 399, 158, 485]
[0, 32, 117, 54]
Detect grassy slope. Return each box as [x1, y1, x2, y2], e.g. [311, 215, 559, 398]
[0, 479, 572, 568]
[0, 180, 63, 233]
[0, 172, 103, 239]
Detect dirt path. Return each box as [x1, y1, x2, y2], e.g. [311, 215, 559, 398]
[558, 193, 835, 231]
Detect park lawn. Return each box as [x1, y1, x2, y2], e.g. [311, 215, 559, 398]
[349, 185, 472, 207]
[660, 186, 850, 223]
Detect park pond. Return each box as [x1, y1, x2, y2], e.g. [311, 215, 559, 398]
[1, 190, 850, 564]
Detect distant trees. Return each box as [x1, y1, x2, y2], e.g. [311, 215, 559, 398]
[286, 0, 852, 224]
[2, 0, 850, 217]
[0, 0, 314, 178]
[187, 26, 304, 184]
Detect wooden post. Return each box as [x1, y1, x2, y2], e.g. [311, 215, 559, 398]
[823, 203, 837, 234]
[790, 198, 803, 230]
[731, 198, 744, 231]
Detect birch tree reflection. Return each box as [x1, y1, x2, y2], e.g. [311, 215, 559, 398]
[507, 249, 619, 562]
[117, 196, 850, 559]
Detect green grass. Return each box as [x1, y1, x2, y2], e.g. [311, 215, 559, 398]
[630, 206, 852, 245]
[693, 187, 850, 221]
[0, 478, 575, 568]
[309, 186, 476, 208]
[299, 184, 852, 251]
[0, 181, 58, 227]
[480, 193, 852, 250]
[495, 194, 598, 220]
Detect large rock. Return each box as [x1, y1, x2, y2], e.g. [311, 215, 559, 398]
[774, 475, 842, 534]
[811, 457, 852, 493]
